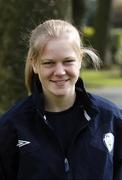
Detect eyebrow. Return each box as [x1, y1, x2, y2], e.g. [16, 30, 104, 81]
[41, 56, 76, 61]
[41, 59, 53, 61]
[64, 56, 76, 59]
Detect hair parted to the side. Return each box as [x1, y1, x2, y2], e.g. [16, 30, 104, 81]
[25, 19, 101, 94]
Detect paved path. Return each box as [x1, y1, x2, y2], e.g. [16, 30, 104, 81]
[89, 87, 122, 108]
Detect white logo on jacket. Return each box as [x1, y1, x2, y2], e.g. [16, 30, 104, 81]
[103, 133, 114, 152]
[17, 140, 31, 147]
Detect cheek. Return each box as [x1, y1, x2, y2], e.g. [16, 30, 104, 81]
[67, 66, 80, 77]
[38, 68, 53, 80]
[74, 64, 81, 77]
[73, 63, 81, 72]
[78, 60, 82, 69]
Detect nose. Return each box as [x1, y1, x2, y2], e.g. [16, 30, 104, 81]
[54, 63, 66, 76]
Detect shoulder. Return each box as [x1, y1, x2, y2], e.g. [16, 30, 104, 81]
[88, 92, 122, 119]
[0, 95, 34, 128]
[0, 96, 35, 153]
[88, 93, 122, 145]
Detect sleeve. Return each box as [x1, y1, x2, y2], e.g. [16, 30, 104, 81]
[114, 115, 122, 180]
[0, 121, 19, 180]
[114, 163, 122, 180]
[0, 162, 5, 180]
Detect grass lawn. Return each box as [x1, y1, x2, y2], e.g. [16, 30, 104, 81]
[81, 69, 122, 89]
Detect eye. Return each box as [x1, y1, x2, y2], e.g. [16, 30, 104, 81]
[64, 59, 76, 65]
[41, 60, 55, 67]
[43, 62, 53, 65]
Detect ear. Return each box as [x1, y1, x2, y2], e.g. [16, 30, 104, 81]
[31, 61, 38, 74]
[79, 52, 84, 70]
[78, 60, 82, 70]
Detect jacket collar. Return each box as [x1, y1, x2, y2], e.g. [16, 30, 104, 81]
[75, 78, 99, 119]
[32, 75, 99, 120]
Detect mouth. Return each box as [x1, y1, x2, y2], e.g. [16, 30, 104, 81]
[51, 79, 69, 86]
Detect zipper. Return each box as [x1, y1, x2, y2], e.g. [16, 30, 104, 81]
[37, 109, 71, 178]
[37, 109, 90, 179]
[43, 115, 72, 179]
[66, 106, 90, 155]
[67, 121, 89, 157]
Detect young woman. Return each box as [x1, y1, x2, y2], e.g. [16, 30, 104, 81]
[0, 19, 122, 180]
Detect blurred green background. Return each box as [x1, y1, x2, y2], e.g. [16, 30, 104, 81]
[0, 0, 122, 113]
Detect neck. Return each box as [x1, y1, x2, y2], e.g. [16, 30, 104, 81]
[44, 93, 76, 112]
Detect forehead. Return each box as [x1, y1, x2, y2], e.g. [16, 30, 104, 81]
[41, 37, 78, 59]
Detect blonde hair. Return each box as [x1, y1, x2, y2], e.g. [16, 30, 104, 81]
[25, 19, 100, 94]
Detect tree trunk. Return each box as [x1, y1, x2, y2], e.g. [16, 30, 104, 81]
[55, 0, 72, 22]
[93, 0, 113, 65]
[72, 0, 86, 30]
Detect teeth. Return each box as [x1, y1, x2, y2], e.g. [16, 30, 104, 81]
[54, 80, 66, 86]
[56, 81, 65, 84]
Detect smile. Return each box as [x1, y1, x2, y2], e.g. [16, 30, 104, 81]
[51, 79, 69, 86]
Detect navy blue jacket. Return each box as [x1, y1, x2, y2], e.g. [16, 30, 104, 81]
[0, 78, 122, 180]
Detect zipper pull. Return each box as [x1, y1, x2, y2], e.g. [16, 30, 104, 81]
[43, 115, 49, 125]
[64, 158, 72, 179]
[64, 158, 70, 173]
[43, 115, 53, 130]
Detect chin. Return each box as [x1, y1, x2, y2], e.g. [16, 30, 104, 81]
[52, 91, 69, 97]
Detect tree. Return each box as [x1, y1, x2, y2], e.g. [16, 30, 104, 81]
[93, 0, 113, 64]
[72, 0, 87, 29]
[0, 0, 72, 113]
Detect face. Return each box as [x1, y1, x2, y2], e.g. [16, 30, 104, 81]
[32, 38, 82, 98]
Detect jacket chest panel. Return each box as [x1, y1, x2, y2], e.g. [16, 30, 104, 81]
[16, 114, 114, 179]
[16, 126, 66, 179]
